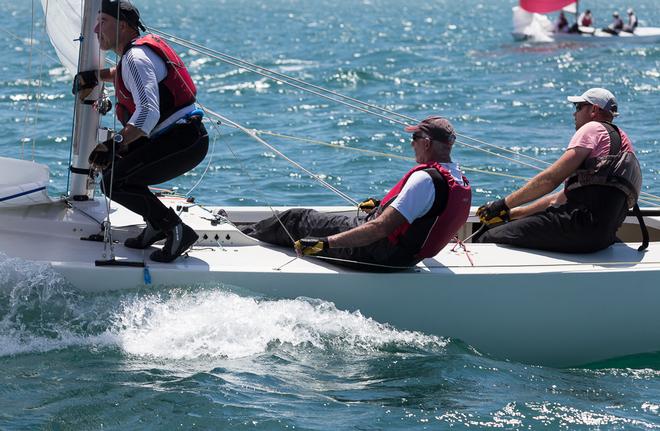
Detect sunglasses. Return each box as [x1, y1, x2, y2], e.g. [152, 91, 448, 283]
[574, 102, 592, 112]
[412, 132, 429, 141]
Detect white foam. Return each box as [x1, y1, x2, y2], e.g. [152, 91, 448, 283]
[112, 289, 446, 360]
[1, 254, 445, 359]
[0, 253, 117, 357]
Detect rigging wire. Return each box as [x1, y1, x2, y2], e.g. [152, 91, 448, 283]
[0, 27, 60, 64]
[150, 27, 550, 169]
[224, 124, 532, 182]
[202, 106, 359, 206]
[21, 0, 37, 161]
[190, 104, 301, 246]
[32, 0, 51, 163]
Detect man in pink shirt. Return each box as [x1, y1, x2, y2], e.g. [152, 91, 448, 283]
[476, 88, 641, 253]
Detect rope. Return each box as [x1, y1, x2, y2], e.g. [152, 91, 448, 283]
[146, 26, 660, 206]
[640, 191, 660, 203]
[192, 109, 299, 246]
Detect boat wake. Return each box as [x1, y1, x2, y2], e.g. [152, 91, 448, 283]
[0, 254, 448, 361]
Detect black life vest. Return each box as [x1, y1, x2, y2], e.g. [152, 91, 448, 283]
[565, 121, 642, 209]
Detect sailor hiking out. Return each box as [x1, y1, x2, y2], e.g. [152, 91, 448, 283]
[241, 116, 472, 270]
[476, 88, 642, 253]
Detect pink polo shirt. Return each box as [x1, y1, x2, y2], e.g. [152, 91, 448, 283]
[567, 121, 634, 158]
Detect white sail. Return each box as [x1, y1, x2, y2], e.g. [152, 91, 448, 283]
[512, 6, 554, 42]
[41, 0, 83, 76]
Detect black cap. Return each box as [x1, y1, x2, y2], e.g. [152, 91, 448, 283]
[101, 0, 146, 32]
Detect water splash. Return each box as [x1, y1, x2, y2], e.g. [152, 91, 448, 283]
[0, 254, 446, 361]
[0, 253, 116, 356]
[112, 289, 446, 360]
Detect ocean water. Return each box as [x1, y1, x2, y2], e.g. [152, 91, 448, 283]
[1, 0, 660, 429]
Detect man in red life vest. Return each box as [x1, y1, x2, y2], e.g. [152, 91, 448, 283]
[241, 116, 472, 270]
[74, 0, 208, 263]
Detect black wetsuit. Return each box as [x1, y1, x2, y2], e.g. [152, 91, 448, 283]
[101, 117, 208, 230]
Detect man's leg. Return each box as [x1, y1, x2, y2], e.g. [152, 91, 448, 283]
[242, 209, 407, 269]
[102, 121, 208, 227]
[476, 201, 620, 253]
[241, 209, 360, 247]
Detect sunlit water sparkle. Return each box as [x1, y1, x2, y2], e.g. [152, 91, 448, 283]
[1, 0, 660, 428]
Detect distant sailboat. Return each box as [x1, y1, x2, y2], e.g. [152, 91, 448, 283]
[512, 0, 660, 42]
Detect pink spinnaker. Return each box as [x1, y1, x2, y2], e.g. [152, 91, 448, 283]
[519, 0, 575, 13]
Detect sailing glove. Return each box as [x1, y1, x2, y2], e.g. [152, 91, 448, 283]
[88, 138, 121, 169]
[358, 197, 380, 213]
[72, 70, 99, 99]
[477, 198, 510, 226]
[294, 237, 329, 256]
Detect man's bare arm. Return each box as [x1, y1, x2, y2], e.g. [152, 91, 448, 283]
[328, 207, 406, 248]
[506, 147, 591, 210]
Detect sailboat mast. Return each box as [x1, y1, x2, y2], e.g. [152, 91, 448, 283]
[69, 0, 102, 200]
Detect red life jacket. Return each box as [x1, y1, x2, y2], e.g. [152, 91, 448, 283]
[114, 34, 197, 127]
[376, 162, 471, 259]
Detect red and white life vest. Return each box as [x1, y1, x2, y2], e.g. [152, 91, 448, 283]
[376, 162, 472, 259]
[114, 34, 197, 126]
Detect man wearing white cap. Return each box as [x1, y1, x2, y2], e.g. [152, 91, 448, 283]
[241, 116, 472, 269]
[604, 11, 624, 34]
[476, 88, 642, 253]
[624, 9, 638, 32]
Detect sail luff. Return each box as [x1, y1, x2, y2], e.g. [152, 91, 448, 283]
[41, 0, 84, 76]
[520, 0, 576, 14]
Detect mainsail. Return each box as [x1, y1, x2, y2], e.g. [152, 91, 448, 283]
[41, 0, 83, 76]
[519, 0, 576, 14]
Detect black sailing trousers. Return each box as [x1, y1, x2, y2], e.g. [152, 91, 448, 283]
[476, 186, 629, 253]
[101, 118, 209, 230]
[240, 208, 416, 270]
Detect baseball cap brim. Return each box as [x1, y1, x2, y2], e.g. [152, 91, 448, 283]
[404, 124, 422, 132]
[567, 95, 587, 103]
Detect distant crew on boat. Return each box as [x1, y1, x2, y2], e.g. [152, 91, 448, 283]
[603, 11, 624, 35]
[578, 9, 593, 27]
[554, 11, 570, 33]
[73, 0, 208, 263]
[476, 88, 642, 253]
[624, 8, 638, 32]
[241, 116, 472, 270]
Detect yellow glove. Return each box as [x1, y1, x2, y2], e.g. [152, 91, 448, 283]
[476, 198, 510, 226]
[294, 237, 329, 256]
[357, 197, 380, 213]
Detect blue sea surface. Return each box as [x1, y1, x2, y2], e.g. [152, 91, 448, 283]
[1, 0, 660, 429]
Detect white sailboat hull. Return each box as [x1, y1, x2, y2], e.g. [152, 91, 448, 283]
[2, 197, 659, 367]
